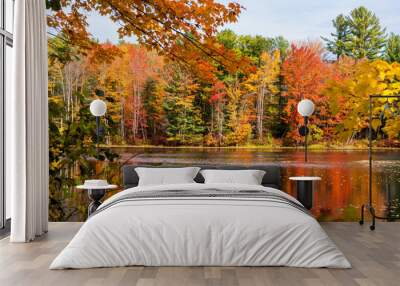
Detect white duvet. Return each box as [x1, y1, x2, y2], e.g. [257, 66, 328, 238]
[50, 183, 351, 269]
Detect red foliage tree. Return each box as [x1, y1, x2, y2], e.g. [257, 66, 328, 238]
[209, 81, 227, 145]
[281, 42, 330, 143]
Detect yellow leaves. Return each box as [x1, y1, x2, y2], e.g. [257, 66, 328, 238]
[244, 73, 258, 92]
[393, 63, 400, 81]
[83, 136, 93, 147]
[377, 71, 386, 81]
[225, 122, 252, 146]
[349, 60, 400, 97]
[376, 82, 388, 92]
[368, 60, 400, 85]
[325, 58, 400, 141]
[388, 82, 400, 93]
[373, 60, 390, 74]
[48, 96, 63, 105]
[382, 89, 396, 96]
[244, 50, 281, 97]
[50, 160, 63, 171]
[383, 118, 400, 140]
[371, 119, 381, 131]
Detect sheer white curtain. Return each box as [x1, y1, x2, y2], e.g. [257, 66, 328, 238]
[8, 0, 49, 242]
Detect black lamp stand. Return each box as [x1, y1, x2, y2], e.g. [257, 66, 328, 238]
[298, 116, 309, 162]
[359, 94, 400, 230]
[304, 116, 309, 162]
[95, 116, 100, 158]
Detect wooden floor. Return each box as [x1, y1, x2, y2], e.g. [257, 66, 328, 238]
[0, 222, 399, 286]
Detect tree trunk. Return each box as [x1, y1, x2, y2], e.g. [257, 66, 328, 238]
[256, 85, 265, 142]
[217, 101, 223, 147]
[120, 99, 125, 141]
[132, 81, 139, 143]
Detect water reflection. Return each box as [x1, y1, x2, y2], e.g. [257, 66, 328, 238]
[67, 148, 400, 222]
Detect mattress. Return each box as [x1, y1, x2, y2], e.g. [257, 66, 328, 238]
[50, 183, 351, 269]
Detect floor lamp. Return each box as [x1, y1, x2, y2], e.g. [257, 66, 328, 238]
[359, 94, 400, 230]
[90, 99, 107, 158]
[297, 99, 315, 162]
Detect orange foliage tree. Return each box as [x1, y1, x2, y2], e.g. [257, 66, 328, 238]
[104, 44, 164, 143]
[281, 42, 330, 143]
[245, 50, 281, 142]
[47, 0, 250, 81]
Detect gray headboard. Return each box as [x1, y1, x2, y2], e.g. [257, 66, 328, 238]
[122, 165, 281, 190]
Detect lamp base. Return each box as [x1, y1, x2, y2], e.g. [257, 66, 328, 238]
[359, 203, 400, 231]
[359, 203, 376, 230]
[88, 189, 106, 217]
[296, 180, 313, 210]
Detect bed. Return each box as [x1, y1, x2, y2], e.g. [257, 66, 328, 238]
[50, 165, 351, 269]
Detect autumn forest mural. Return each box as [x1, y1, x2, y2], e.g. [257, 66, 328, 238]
[45, 1, 400, 221]
[48, 4, 400, 148]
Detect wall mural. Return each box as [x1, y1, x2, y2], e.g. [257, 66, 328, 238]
[46, 2, 400, 222]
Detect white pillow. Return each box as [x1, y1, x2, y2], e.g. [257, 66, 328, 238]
[200, 169, 266, 185]
[135, 167, 201, 186]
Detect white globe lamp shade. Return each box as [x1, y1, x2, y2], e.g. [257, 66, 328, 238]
[297, 99, 315, 117]
[90, 99, 107, 116]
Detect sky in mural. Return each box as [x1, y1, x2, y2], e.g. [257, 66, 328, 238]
[86, 0, 400, 43]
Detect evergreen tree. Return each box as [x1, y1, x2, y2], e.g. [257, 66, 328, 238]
[322, 14, 350, 59]
[386, 33, 400, 63]
[272, 36, 289, 59]
[346, 6, 386, 59]
[163, 68, 205, 145]
[324, 6, 386, 60]
[142, 78, 165, 143]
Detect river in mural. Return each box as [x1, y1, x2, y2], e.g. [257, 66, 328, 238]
[63, 148, 400, 222]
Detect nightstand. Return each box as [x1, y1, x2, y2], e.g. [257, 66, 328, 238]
[76, 180, 117, 217]
[289, 176, 321, 210]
